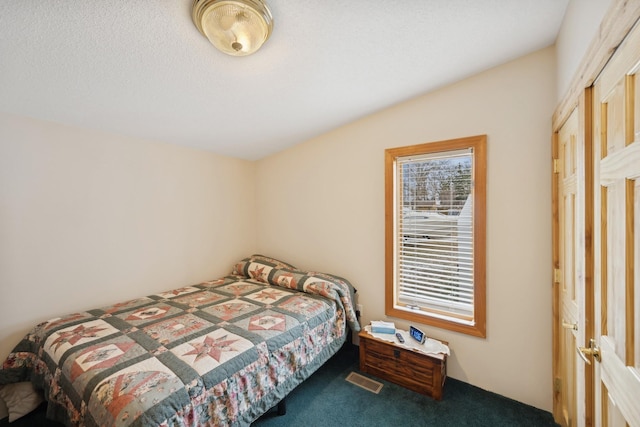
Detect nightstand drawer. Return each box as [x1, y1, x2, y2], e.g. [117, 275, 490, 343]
[359, 330, 447, 400]
[363, 339, 436, 385]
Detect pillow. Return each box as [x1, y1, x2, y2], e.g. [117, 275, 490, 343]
[271, 269, 308, 290]
[232, 254, 297, 280]
[0, 382, 43, 422]
[270, 268, 361, 332]
[231, 255, 360, 331]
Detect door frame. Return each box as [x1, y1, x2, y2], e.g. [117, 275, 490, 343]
[552, 2, 640, 425]
[552, 88, 594, 427]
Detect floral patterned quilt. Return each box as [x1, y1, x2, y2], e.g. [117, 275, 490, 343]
[0, 255, 360, 426]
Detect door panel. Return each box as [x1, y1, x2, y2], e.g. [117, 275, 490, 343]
[558, 109, 578, 426]
[554, 97, 592, 427]
[593, 19, 640, 427]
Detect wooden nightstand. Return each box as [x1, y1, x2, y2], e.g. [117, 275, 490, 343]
[358, 329, 447, 400]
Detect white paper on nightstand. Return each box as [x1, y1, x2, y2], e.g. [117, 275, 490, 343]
[364, 325, 450, 358]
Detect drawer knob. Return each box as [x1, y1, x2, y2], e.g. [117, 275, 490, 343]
[394, 349, 401, 358]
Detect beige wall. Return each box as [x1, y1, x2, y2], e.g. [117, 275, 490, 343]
[255, 47, 556, 411]
[555, 0, 611, 101]
[0, 113, 256, 361]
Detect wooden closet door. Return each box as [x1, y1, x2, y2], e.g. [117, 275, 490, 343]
[592, 20, 640, 427]
[553, 91, 593, 427]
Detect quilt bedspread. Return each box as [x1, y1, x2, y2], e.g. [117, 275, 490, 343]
[0, 259, 360, 426]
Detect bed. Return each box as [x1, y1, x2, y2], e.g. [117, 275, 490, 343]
[0, 255, 360, 426]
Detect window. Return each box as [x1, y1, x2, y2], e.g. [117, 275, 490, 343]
[385, 135, 486, 337]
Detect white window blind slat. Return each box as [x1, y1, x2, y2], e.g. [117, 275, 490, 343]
[395, 148, 475, 319]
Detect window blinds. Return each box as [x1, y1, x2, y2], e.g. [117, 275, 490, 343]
[395, 149, 474, 320]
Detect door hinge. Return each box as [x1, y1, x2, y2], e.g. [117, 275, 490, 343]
[553, 268, 561, 284]
[554, 377, 562, 393]
[553, 159, 560, 174]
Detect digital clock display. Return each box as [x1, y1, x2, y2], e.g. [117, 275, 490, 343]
[409, 326, 426, 344]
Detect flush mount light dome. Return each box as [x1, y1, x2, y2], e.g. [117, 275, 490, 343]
[192, 0, 273, 56]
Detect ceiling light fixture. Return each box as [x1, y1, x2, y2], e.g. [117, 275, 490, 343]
[192, 0, 273, 57]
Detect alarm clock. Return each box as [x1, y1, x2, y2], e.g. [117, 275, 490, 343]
[409, 326, 426, 344]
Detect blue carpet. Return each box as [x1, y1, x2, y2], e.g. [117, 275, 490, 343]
[0, 344, 558, 426]
[253, 343, 559, 427]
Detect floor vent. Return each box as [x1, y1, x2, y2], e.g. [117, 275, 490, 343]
[345, 372, 383, 394]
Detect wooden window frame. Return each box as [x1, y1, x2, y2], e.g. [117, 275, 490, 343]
[385, 135, 487, 337]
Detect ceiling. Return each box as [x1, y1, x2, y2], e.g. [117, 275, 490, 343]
[0, 1, 569, 160]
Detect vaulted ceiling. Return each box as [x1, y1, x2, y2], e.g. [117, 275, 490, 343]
[0, 1, 569, 160]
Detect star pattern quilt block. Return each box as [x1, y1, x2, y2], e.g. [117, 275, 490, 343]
[61, 335, 148, 397]
[142, 314, 213, 346]
[215, 281, 262, 297]
[171, 290, 227, 308]
[87, 358, 184, 427]
[201, 299, 261, 321]
[98, 298, 155, 315]
[248, 313, 286, 331]
[278, 295, 328, 318]
[171, 328, 254, 376]
[155, 286, 200, 299]
[115, 304, 182, 326]
[244, 287, 291, 304]
[44, 319, 120, 364]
